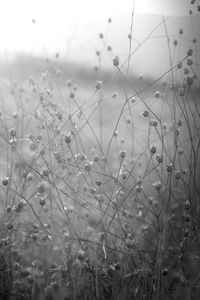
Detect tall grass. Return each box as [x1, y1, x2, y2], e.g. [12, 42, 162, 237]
[0, 3, 200, 300]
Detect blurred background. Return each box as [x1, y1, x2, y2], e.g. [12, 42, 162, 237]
[0, 0, 199, 79]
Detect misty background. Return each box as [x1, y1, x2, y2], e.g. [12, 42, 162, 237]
[0, 0, 199, 79]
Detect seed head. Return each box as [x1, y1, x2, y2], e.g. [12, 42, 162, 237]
[153, 181, 162, 191]
[2, 177, 9, 186]
[79, 153, 86, 161]
[131, 96, 136, 103]
[184, 229, 189, 238]
[177, 61, 182, 69]
[77, 249, 85, 261]
[27, 173, 33, 181]
[177, 120, 182, 127]
[179, 29, 183, 35]
[113, 263, 120, 271]
[179, 87, 185, 97]
[183, 169, 187, 175]
[42, 168, 49, 177]
[135, 185, 142, 193]
[70, 91, 75, 98]
[173, 40, 178, 46]
[90, 187, 96, 194]
[150, 144, 156, 154]
[138, 73, 143, 80]
[94, 154, 99, 162]
[66, 79, 72, 87]
[187, 58, 193, 66]
[155, 91, 160, 98]
[187, 76, 193, 86]
[113, 131, 118, 137]
[112, 92, 117, 98]
[187, 48, 193, 56]
[7, 206, 12, 213]
[29, 142, 37, 151]
[166, 163, 173, 172]
[13, 112, 18, 119]
[150, 119, 158, 127]
[95, 81, 102, 90]
[156, 154, 163, 163]
[66, 205, 74, 213]
[113, 56, 119, 67]
[184, 200, 191, 210]
[141, 110, 149, 117]
[37, 182, 46, 194]
[96, 180, 102, 187]
[175, 129, 180, 136]
[178, 148, 183, 155]
[85, 162, 92, 172]
[39, 197, 46, 206]
[65, 134, 71, 144]
[119, 150, 126, 159]
[175, 170, 181, 180]
[162, 268, 168, 276]
[9, 128, 16, 137]
[148, 197, 154, 205]
[185, 215, 191, 222]
[96, 50, 101, 56]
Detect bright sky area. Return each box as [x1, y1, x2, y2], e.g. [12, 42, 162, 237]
[1, 0, 198, 79]
[0, 0, 191, 54]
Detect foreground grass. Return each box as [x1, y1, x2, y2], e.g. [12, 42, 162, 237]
[0, 7, 200, 300]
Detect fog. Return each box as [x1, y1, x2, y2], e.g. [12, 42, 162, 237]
[0, 0, 199, 78]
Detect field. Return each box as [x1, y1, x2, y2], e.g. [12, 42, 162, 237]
[0, 5, 200, 300]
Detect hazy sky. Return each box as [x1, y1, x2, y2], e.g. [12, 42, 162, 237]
[0, 0, 193, 54]
[0, 0, 198, 79]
